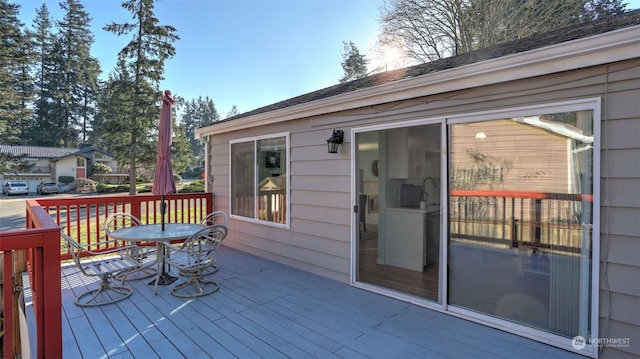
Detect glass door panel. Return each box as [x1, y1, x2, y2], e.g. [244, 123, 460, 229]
[356, 123, 441, 302]
[448, 110, 594, 339]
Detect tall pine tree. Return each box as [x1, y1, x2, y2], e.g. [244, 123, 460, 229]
[55, 0, 100, 147]
[0, 0, 33, 145]
[26, 3, 57, 145]
[180, 96, 221, 157]
[104, 0, 179, 194]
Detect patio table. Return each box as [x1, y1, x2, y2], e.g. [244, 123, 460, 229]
[108, 223, 208, 294]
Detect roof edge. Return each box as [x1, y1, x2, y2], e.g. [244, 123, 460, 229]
[196, 25, 639, 136]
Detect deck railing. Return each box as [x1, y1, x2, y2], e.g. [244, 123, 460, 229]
[0, 192, 213, 358]
[0, 199, 62, 359]
[40, 193, 214, 259]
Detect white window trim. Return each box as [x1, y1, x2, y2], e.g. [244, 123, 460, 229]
[229, 132, 290, 229]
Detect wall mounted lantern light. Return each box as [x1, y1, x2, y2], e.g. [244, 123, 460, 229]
[326, 129, 344, 153]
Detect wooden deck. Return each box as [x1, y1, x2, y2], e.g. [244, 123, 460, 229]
[52, 246, 585, 358]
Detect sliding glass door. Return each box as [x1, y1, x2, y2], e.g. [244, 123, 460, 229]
[447, 109, 595, 340]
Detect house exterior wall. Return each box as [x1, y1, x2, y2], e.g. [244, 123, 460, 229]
[55, 157, 82, 181]
[206, 59, 639, 358]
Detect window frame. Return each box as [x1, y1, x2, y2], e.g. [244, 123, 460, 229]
[229, 132, 290, 229]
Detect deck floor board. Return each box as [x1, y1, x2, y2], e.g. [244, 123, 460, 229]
[54, 246, 586, 358]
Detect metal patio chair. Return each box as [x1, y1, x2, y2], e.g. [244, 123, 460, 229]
[164, 224, 227, 298]
[200, 210, 229, 226]
[61, 231, 140, 307]
[196, 210, 229, 275]
[105, 213, 157, 283]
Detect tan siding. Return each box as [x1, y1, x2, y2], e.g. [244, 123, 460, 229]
[604, 149, 640, 178]
[605, 234, 640, 267]
[605, 118, 640, 150]
[294, 190, 351, 208]
[602, 262, 640, 297]
[291, 175, 350, 192]
[597, 318, 640, 358]
[604, 207, 640, 237]
[605, 179, 640, 209]
[607, 292, 640, 327]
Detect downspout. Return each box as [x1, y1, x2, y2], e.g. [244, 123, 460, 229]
[196, 132, 210, 193]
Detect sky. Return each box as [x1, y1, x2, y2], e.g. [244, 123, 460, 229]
[16, 0, 388, 119]
[16, 0, 640, 120]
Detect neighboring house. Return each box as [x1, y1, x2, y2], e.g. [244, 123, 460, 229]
[196, 11, 640, 359]
[0, 144, 128, 191]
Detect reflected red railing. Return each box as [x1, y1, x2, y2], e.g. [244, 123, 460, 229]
[449, 190, 593, 253]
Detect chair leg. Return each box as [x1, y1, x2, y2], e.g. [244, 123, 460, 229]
[75, 277, 133, 307]
[171, 273, 219, 298]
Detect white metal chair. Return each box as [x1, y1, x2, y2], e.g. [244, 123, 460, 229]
[164, 224, 227, 298]
[61, 231, 140, 307]
[200, 210, 229, 226]
[195, 210, 229, 275]
[105, 213, 157, 283]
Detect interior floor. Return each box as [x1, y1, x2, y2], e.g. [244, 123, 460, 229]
[358, 229, 439, 301]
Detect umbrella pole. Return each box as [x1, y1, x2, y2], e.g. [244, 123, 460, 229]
[161, 194, 166, 231]
[152, 193, 178, 286]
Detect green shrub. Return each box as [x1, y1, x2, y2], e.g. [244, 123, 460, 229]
[178, 179, 205, 193]
[96, 184, 130, 193]
[58, 176, 74, 184]
[180, 167, 204, 179]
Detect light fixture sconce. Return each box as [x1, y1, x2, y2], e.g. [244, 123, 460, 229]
[327, 129, 344, 153]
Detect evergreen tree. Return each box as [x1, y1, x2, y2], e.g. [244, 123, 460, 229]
[56, 0, 100, 147]
[104, 0, 179, 194]
[180, 96, 220, 157]
[26, 3, 57, 145]
[91, 60, 137, 169]
[0, 0, 33, 145]
[339, 41, 369, 83]
[171, 123, 195, 174]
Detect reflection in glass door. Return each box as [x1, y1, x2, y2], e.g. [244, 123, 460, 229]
[448, 110, 594, 340]
[355, 123, 441, 302]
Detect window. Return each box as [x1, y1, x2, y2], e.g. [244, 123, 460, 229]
[77, 158, 85, 167]
[230, 133, 288, 225]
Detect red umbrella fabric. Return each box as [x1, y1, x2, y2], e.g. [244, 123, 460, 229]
[152, 90, 176, 197]
[152, 90, 176, 232]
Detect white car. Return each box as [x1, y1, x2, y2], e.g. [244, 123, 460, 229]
[37, 182, 59, 194]
[2, 182, 29, 196]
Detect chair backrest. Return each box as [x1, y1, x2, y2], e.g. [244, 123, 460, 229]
[61, 231, 84, 267]
[182, 224, 227, 257]
[105, 213, 142, 238]
[200, 210, 229, 226]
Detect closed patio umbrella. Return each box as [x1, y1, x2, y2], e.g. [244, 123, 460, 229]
[152, 89, 177, 231]
[151, 90, 178, 285]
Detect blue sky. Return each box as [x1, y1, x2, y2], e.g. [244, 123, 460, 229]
[17, 0, 640, 120]
[17, 0, 384, 118]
